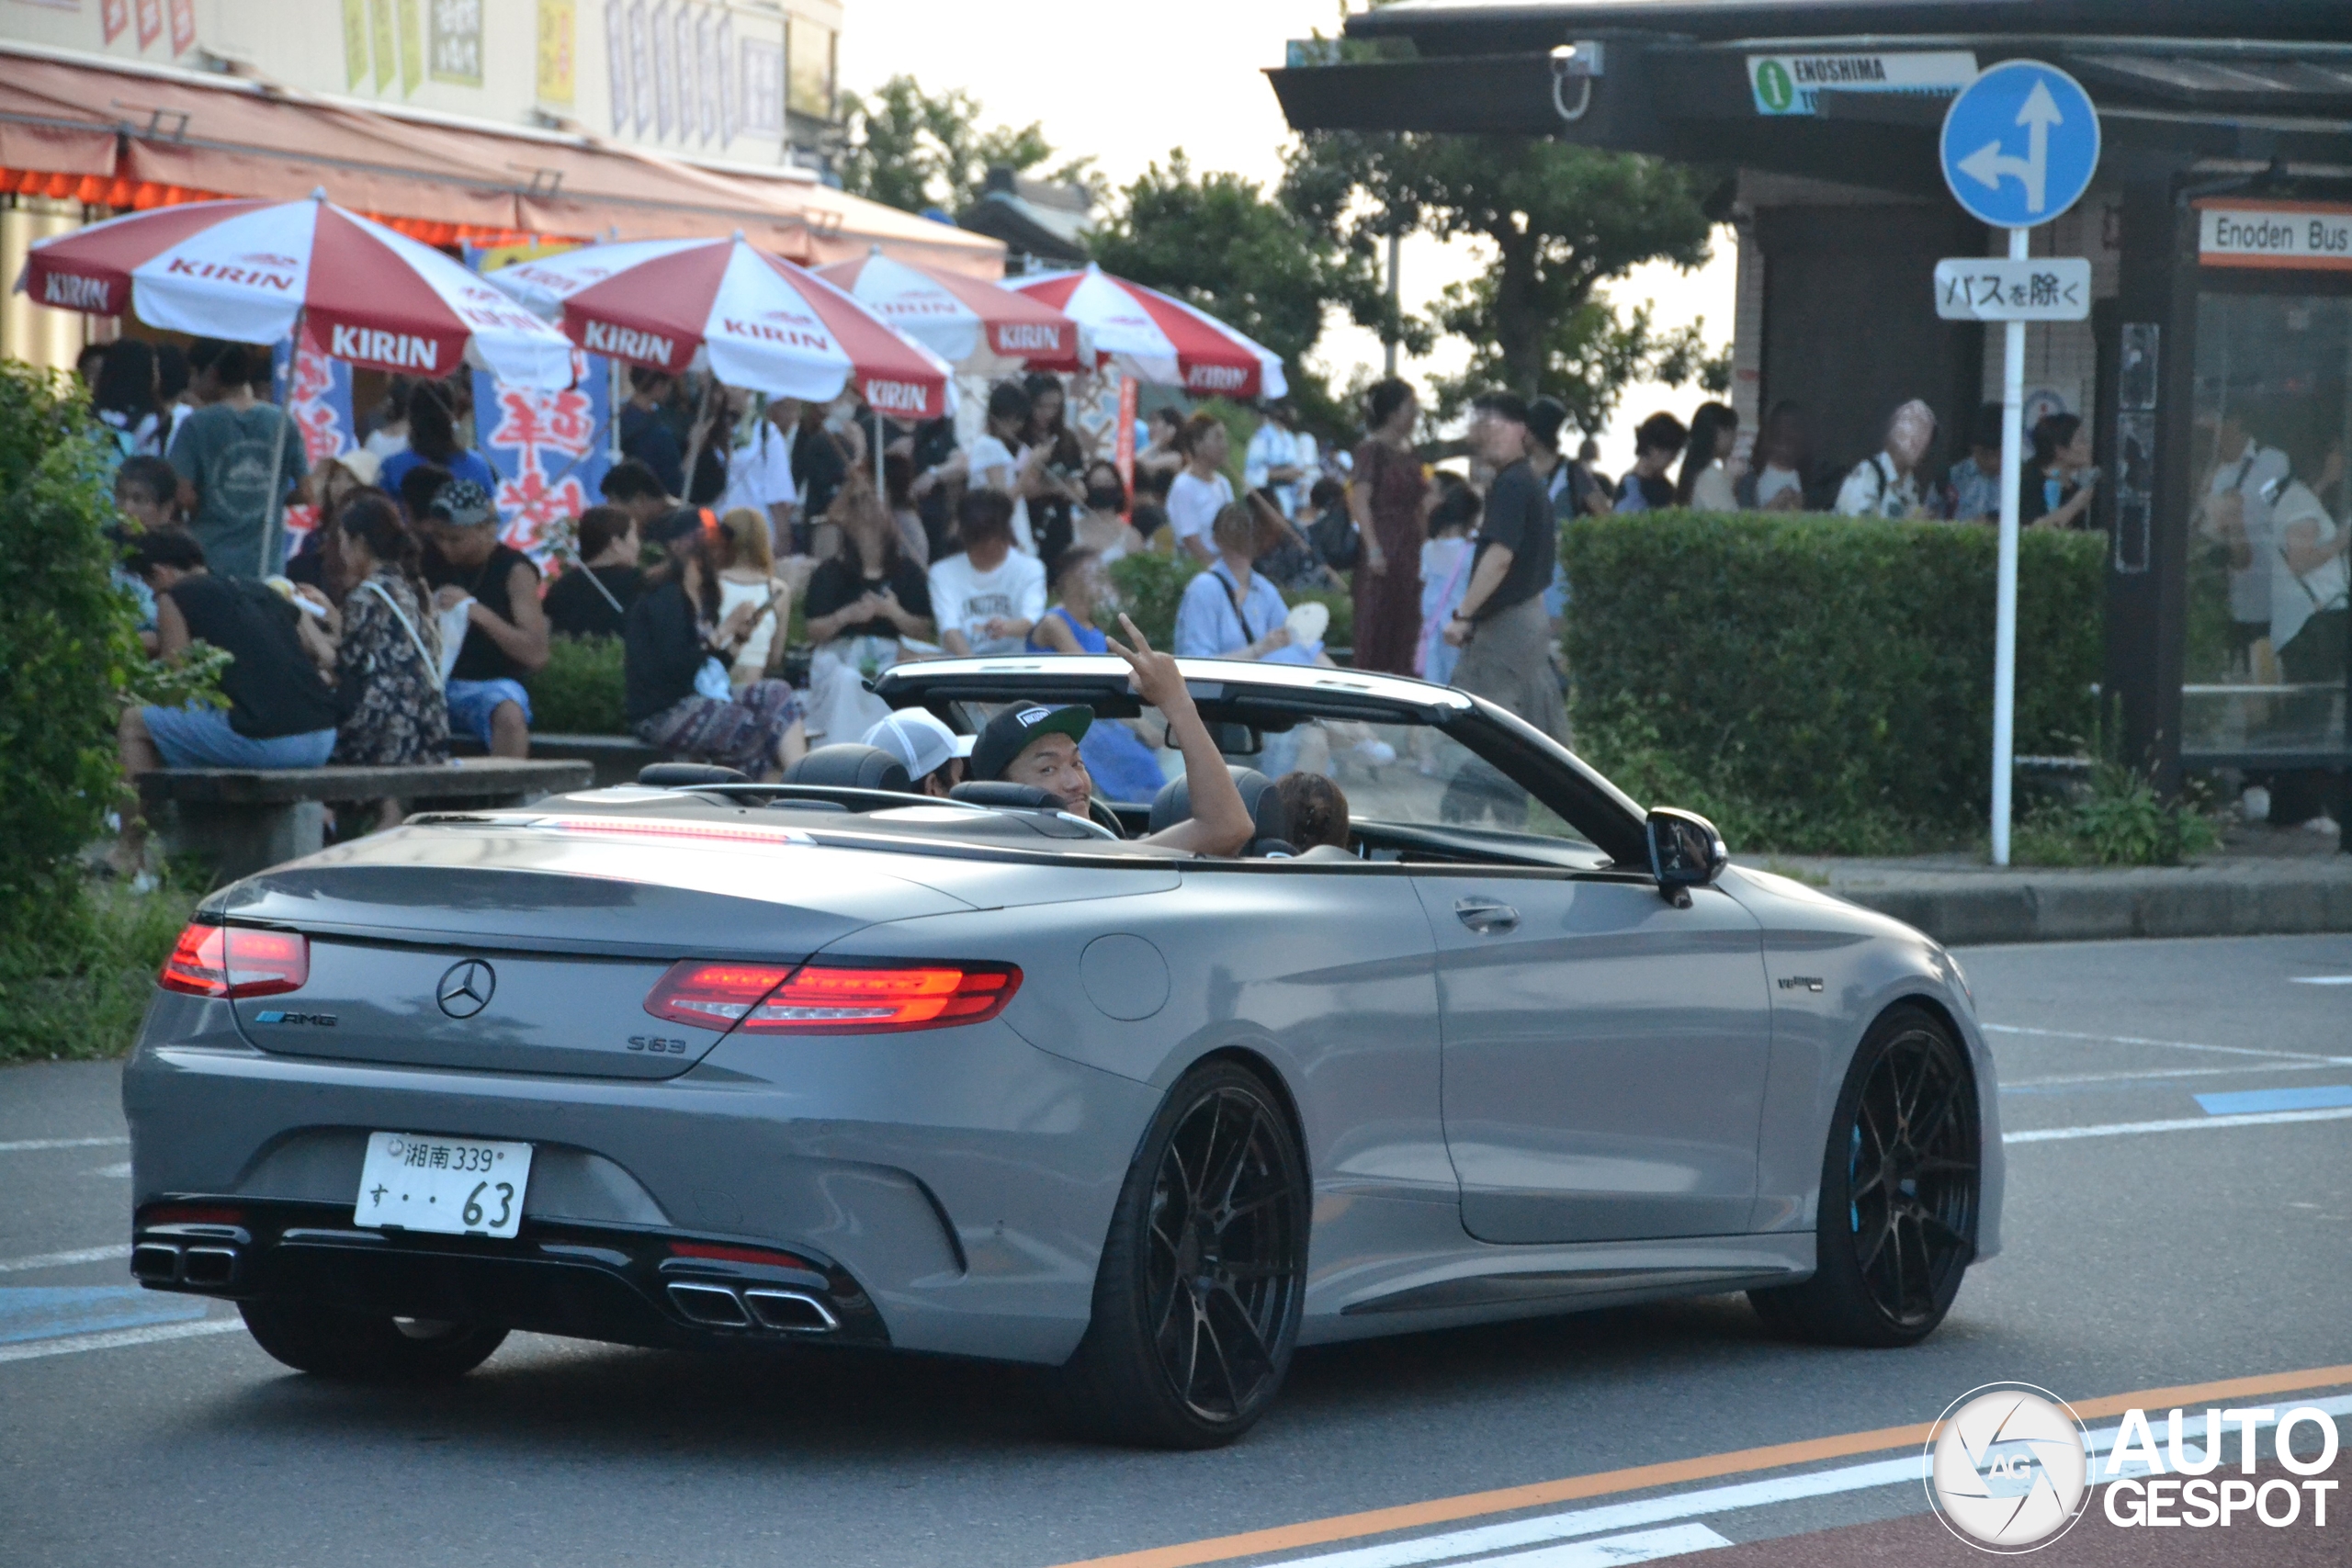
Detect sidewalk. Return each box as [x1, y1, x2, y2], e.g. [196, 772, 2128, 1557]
[1761, 826, 2352, 945]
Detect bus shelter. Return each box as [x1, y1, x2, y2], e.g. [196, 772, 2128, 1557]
[1273, 0, 2352, 831]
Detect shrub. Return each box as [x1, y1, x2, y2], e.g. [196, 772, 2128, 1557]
[1107, 551, 1202, 649]
[0, 363, 149, 942]
[526, 634, 629, 734]
[1561, 511, 2104, 853]
[0, 875, 198, 1065]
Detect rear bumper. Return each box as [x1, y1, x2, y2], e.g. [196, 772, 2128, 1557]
[124, 993, 1163, 1365]
[131, 1201, 888, 1350]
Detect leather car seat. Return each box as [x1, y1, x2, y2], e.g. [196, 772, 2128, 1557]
[782, 744, 913, 794]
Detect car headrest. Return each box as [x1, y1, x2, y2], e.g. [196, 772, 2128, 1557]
[948, 780, 1060, 810]
[639, 762, 749, 787]
[1148, 766, 1287, 842]
[782, 744, 912, 794]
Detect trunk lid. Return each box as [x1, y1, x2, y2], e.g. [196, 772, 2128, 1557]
[211, 828, 973, 1079]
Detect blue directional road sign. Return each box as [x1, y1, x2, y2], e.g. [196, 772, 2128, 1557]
[1939, 62, 2100, 229]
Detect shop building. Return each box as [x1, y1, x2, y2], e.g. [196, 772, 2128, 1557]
[1272, 0, 2352, 823]
[2, 0, 996, 367]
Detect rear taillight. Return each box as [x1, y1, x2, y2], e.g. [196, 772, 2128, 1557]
[742, 963, 1021, 1033]
[642, 963, 797, 1030]
[159, 925, 309, 998]
[642, 960, 1020, 1035]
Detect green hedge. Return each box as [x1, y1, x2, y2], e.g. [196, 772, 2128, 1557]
[527, 634, 629, 734]
[0, 363, 145, 936]
[1561, 511, 2104, 853]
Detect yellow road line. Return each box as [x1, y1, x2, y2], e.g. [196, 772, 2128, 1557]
[1046, 1361, 2352, 1568]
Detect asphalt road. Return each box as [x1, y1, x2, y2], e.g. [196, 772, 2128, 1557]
[3, 933, 2347, 1568]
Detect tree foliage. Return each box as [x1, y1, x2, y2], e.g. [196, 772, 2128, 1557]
[1088, 152, 1387, 434]
[0, 365, 150, 937]
[838, 74, 1103, 217]
[1283, 132, 1717, 428]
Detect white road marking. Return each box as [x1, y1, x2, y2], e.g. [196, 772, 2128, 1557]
[2290, 976, 2352, 985]
[2006, 1106, 2352, 1144]
[83, 1162, 132, 1179]
[1475, 1525, 1733, 1567]
[1983, 1022, 2350, 1065]
[1271, 1403, 2352, 1568]
[0, 1245, 130, 1274]
[0, 1315, 241, 1365]
[0, 1137, 130, 1154]
[2003, 1059, 2344, 1089]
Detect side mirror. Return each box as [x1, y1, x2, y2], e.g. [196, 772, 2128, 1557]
[1646, 807, 1727, 905]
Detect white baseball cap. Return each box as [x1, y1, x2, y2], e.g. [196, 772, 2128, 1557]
[863, 708, 975, 783]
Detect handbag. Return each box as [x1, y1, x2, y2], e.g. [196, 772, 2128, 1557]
[430, 596, 470, 687]
[1309, 448, 1365, 571]
[693, 656, 734, 702]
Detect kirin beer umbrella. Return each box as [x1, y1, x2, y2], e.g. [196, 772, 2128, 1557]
[1012, 263, 1285, 399]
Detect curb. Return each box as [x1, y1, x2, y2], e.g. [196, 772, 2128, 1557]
[1816, 863, 2352, 945]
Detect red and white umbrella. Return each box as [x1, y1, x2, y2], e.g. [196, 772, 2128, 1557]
[16, 192, 574, 389]
[489, 234, 953, 419]
[1012, 264, 1285, 400]
[814, 250, 1081, 372]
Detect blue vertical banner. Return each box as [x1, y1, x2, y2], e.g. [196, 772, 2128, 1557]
[269, 321, 356, 550]
[462, 240, 613, 567]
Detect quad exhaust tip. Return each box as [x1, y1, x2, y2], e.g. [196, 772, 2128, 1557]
[131, 1241, 241, 1288]
[664, 1280, 837, 1334]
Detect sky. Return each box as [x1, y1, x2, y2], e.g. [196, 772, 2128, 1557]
[836, 0, 1736, 469]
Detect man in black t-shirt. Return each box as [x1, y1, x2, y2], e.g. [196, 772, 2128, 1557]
[1442, 391, 1566, 745]
[114, 528, 344, 875]
[420, 480, 548, 759]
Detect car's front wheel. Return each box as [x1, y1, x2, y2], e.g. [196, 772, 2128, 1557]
[240, 1296, 508, 1382]
[1057, 1060, 1309, 1449]
[1750, 1004, 1981, 1348]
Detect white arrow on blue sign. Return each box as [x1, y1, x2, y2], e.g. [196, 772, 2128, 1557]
[1939, 61, 2100, 229]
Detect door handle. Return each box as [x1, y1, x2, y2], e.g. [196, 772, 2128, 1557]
[1454, 898, 1520, 933]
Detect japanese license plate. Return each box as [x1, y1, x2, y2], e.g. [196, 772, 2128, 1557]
[355, 1133, 533, 1238]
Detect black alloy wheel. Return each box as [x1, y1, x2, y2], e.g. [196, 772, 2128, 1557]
[1750, 1005, 1980, 1348]
[1057, 1061, 1308, 1448]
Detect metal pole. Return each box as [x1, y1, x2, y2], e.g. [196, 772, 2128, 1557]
[261, 307, 303, 578]
[1991, 225, 2028, 865]
[1384, 231, 1401, 378]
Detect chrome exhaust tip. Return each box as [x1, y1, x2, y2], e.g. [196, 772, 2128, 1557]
[130, 1242, 184, 1284]
[742, 1289, 839, 1333]
[665, 1280, 752, 1327]
[180, 1246, 240, 1287]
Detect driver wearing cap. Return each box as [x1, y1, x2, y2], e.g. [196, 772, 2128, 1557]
[969, 615, 1253, 856]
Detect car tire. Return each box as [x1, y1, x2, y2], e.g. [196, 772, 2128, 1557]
[239, 1296, 508, 1382]
[1056, 1059, 1310, 1450]
[1749, 1003, 1982, 1348]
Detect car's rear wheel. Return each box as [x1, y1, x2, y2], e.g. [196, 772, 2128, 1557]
[239, 1296, 508, 1382]
[1749, 1004, 1980, 1348]
[1057, 1060, 1309, 1449]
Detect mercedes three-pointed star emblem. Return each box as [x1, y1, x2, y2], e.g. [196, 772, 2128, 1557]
[435, 959, 496, 1019]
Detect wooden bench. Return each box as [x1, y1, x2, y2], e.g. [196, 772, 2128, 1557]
[447, 732, 662, 788]
[139, 758, 594, 882]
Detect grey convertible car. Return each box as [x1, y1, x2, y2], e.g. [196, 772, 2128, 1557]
[125, 656, 2002, 1448]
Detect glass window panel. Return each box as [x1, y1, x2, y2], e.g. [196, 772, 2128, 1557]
[2186, 292, 2352, 761]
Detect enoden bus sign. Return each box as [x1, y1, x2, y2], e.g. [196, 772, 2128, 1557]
[2200, 201, 2352, 270]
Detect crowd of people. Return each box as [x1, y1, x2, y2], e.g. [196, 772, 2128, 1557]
[91, 320, 2168, 866]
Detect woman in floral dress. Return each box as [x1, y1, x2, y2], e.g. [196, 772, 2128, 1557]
[331, 489, 449, 773]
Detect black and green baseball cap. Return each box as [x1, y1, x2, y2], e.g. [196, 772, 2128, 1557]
[970, 703, 1093, 782]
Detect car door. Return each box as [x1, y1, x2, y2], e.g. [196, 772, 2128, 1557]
[1408, 867, 1774, 1245]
